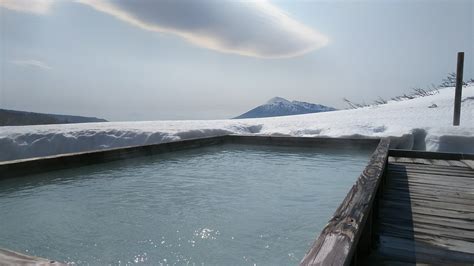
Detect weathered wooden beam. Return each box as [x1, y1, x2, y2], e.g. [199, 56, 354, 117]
[0, 248, 64, 265]
[300, 138, 390, 266]
[389, 149, 474, 160]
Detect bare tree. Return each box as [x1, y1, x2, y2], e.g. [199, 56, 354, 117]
[440, 72, 468, 87]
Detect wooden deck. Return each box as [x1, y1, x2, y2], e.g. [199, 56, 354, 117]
[367, 154, 474, 265]
[301, 143, 474, 266]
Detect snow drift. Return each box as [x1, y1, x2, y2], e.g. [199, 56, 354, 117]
[0, 85, 473, 161]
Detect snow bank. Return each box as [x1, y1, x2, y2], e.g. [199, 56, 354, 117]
[1, 86, 473, 161]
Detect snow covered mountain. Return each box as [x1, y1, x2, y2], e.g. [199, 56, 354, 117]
[234, 97, 336, 119]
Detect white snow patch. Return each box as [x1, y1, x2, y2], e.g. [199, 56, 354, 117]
[0, 86, 473, 161]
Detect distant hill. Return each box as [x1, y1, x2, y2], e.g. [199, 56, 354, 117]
[0, 109, 107, 126]
[234, 97, 336, 119]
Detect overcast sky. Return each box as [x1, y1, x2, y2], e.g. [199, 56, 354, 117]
[0, 0, 472, 121]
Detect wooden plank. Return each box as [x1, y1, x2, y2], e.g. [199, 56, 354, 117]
[379, 209, 474, 232]
[300, 138, 390, 266]
[386, 186, 474, 201]
[387, 169, 474, 179]
[388, 163, 474, 174]
[387, 164, 474, 178]
[388, 171, 474, 183]
[387, 175, 474, 190]
[388, 187, 474, 200]
[388, 149, 474, 160]
[392, 159, 472, 169]
[379, 210, 474, 231]
[388, 166, 474, 178]
[377, 226, 474, 255]
[387, 186, 473, 200]
[380, 199, 474, 219]
[388, 176, 474, 189]
[394, 157, 416, 164]
[379, 221, 474, 242]
[388, 182, 473, 195]
[382, 196, 474, 213]
[387, 175, 474, 191]
[447, 160, 471, 168]
[388, 172, 474, 186]
[461, 160, 474, 170]
[387, 180, 474, 194]
[430, 159, 461, 167]
[375, 235, 474, 264]
[412, 158, 432, 165]
[383, 190, 474, 207]
[392, 171, 474, 180]
[388, 186, 473, 200]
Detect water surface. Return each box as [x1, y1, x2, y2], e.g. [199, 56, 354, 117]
[0, 144, 372, 265]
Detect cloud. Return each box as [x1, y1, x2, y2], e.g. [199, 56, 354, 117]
[78, 0, 329, 58]
[10, 60, 52, 70]
[1, 0, 329, 58]
[0, 0, 53, 14]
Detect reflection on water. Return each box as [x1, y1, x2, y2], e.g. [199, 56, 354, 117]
[0, 144, 372, 265]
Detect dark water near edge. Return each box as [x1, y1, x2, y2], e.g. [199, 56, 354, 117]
[0, 144, 372, 265]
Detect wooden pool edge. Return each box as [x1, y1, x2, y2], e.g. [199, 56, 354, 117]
[300, 138, 391, 266]
[0, 134, 380, 180]
[0, 248, 65, 266]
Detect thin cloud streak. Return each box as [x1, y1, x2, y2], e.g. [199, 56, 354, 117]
[78, 0, 329, 58]
[10, 60, 52, 70]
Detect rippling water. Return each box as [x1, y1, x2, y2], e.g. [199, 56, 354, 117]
[0, 144, 372, 265]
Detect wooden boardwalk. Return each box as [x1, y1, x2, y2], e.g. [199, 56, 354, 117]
[301, 140, 474, 266]
[368, 154, 474, 265]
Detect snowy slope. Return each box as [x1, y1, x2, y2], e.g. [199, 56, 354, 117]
[0, 85, 473, 161]
[234, 97, 336, 118]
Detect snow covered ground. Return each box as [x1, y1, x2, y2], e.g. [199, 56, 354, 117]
[1, 85, 473, 161]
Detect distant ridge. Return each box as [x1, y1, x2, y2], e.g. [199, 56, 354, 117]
[0, 108, 107, 126]
[234, 97, 336, 119]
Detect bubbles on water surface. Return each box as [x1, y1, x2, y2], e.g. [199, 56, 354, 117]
[193, 228, 220, 240]
[132, 252, 147, 263]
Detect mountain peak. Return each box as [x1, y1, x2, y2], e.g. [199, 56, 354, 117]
[235, 97, 336, 119]
[266, 97, 291, 104]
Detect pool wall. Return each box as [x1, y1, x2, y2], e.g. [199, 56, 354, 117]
[0, 135, 380, 180]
